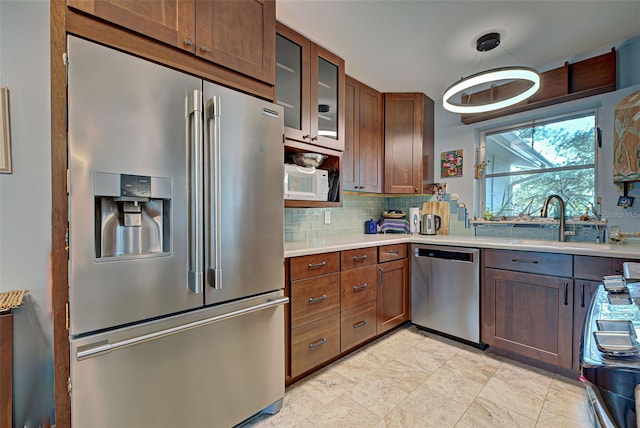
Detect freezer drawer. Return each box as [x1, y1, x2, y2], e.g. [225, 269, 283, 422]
[70, 292, 287, 428]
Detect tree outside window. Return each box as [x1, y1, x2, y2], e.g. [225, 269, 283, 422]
[482, 113, 596, 219]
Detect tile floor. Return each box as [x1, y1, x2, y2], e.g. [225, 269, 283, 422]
[243, 325, 593, 428]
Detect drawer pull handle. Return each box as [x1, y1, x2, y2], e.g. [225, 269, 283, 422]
[353, 321, 367, 329]
[308, 294, 327, 303]
[308, 338, 327, 349]
[353, 255, 368, 261]
[564, 283, 569, 306]
[580, 283, 586, 307]
[511, 258, 539, 264]
[387, 250, 400, 255]
[307, 261, 327, 269]
[353, 283, 368, 291]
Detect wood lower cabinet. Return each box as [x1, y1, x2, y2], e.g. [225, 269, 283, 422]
[341, 301, 377, 351]
[289, 251, 341, 379]
[340, 247, 378, 352]
[343, 76, 383, 193]
[383, 93, 434, 194]
[0, 313, 12, 428]
[286, 244, 409, 383]
[68, 0, 276, 84]
[291, 314, 340, 377]
[377, 244, 409, 334]
[291, 273, 340, 328]
[482, 250, 638, 373]
[482, 249, 574, 370]
[483, 268, 573, 369]
[377, 258, 409, 334]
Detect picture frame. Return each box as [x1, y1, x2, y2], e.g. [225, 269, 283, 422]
[0, 87, 12, 174]
[617, 195, 634, 208]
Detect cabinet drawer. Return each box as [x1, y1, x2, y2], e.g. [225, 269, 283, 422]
[378, 243, 407, 263]
[483, 249, 572, 277]
[340, 265, 377, 311]
[341, 247, 378, 270]
[291, 273, 340, 328]
[341, 301, 377, 352]
[574, 255, 633, 280]
[291, 314, 340, 377]
[290, 252, 340, 281]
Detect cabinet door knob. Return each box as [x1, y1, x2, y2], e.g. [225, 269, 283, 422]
[200, 46, 210, 54]
[415, 187, 419, 192]
[302, 134, 310, 140]
[311, 136, 318, 141]
[184, 38, 193, 47]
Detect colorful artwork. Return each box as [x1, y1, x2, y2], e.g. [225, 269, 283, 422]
[441, 149, 463, 178]
[613, 90, 640, 182]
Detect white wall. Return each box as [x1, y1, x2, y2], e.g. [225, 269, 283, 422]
[0, 1, 54, 426]
[434, 36, 640, 233]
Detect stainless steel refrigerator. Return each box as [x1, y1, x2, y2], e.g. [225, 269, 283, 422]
[67, 36, 287, 427]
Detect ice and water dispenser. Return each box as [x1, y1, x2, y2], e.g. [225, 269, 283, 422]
[94, 172, 171, 258]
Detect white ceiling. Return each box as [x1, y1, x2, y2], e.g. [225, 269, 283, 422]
[276, 0, 640, 101]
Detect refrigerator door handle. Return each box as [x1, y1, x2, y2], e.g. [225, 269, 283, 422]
[207, 95, 223, 290]
[187, 89, 204, 294]
[76, 297, 289, 361]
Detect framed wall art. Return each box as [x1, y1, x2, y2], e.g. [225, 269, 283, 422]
[441, 149, 463, 178]
[0, 87, 12, 174]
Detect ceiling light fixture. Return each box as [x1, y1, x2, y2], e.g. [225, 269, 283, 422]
[442, 33, 540, 114]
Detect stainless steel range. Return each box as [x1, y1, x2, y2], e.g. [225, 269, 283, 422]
[67, 36, 287, 427]
[581, 266, 640, 428]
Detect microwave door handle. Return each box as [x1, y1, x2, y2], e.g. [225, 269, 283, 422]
[207, 96, 222, 290]
[187, 90, 204, 294]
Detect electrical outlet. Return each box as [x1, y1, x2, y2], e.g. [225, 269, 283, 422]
[324, 211, 331, 224]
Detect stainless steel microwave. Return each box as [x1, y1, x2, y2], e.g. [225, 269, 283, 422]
[284, 164, 329, 201]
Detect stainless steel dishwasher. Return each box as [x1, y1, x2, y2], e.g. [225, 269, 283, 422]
[411, 244, 485, 348]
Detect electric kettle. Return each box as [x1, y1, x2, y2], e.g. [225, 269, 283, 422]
[421, 214, 441, 235]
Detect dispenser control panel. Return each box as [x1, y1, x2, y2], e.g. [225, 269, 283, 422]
[121, 174, 151, 198]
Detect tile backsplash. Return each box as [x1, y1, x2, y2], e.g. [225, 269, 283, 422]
[284, 192, 473, 242]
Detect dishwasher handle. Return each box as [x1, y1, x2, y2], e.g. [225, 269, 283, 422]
[414, 248, 475, 263]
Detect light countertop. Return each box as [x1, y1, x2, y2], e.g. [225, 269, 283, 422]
[284, 234, 640, 259]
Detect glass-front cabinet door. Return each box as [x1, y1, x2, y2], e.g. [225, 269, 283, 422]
[276, 24, 310, 143]
[311, 44, 345, 151]
[311, 45, 345, 151]
[276, 22, 345, 152]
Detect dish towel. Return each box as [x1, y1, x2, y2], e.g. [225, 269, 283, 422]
[380, 219, 410, 234]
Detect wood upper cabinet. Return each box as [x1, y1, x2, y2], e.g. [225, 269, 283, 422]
[276, 22, 345, 151]
[377, 258, 409, 334]
[343, 76, 383, 193]
[67, 0, 196, 52]
[195, 0, 275, 84]
[67, 0, 276, 85]
[384, 93, 434, 194]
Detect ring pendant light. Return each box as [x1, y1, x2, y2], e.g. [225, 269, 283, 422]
[442, 33, 541, 114]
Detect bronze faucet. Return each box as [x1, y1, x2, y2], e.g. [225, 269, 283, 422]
[541, 194, 567, 242]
